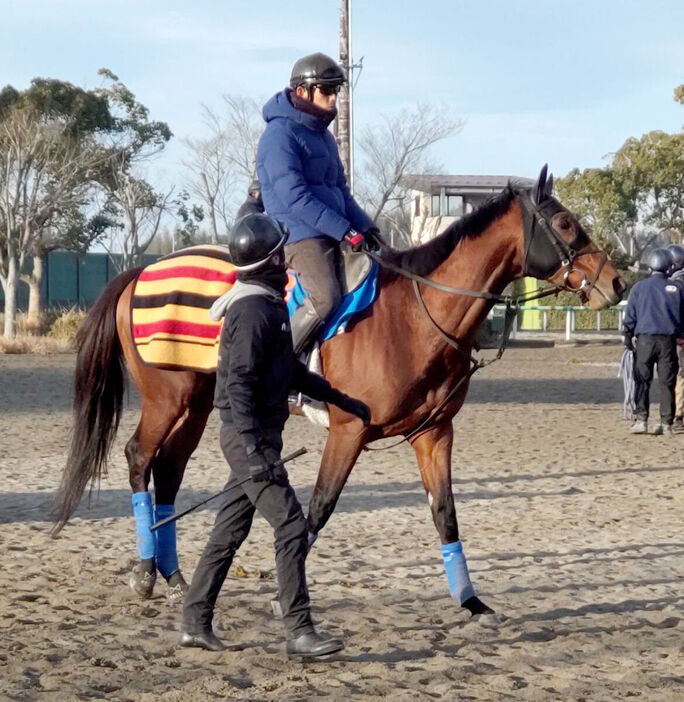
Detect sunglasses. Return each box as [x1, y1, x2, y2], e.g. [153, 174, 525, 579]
[315, 84, 342, 96]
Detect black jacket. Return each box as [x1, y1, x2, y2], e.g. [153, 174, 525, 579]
[623, 274, 684, 337]
[236, 194, 264, 219]
[214, 293, 341, 436]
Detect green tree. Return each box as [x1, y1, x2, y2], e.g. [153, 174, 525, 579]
[555, 167, 641, 268]
[613, 130, 684, 245]
[93, 69, 173, 271]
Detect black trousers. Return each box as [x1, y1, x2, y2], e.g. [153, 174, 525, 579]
[633, 334, 678, 424]
[182, 423, 313, 639]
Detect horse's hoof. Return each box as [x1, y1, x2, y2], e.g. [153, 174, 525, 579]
[129, 564, 156, 599]
[166, 571, 188, 604]
[461, 595, 495, 616]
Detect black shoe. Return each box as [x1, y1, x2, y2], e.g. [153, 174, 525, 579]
[286, 629, 344, 660]
[178, 629, 226, 651]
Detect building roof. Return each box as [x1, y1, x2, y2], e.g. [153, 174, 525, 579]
[401, 174, 535, 193]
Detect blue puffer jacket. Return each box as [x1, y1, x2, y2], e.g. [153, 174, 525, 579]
[256, 89, 374, 245]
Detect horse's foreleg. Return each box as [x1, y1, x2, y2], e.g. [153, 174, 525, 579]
[125, 403, 184, 599]
[306, 428, 364, 548]
[151, 388, 214, 601]
[412, 421, 495, 616]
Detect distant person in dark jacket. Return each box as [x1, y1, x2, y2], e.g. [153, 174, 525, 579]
[667, 243, 684, 431]
[256, 52, 382, 354]
[235, 176, 264, 219]
[623, 248, 684, 435]
[179, 213, 370, 659]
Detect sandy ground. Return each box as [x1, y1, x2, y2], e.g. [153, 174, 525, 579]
[0, 343, 682, 701]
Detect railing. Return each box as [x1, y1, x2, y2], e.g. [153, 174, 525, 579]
[490, 301, 627, 341]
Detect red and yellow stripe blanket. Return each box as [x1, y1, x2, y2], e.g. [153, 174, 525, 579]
[131, 246, 238, 371]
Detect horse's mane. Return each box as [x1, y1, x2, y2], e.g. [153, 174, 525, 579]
[381, 185, 517, 276]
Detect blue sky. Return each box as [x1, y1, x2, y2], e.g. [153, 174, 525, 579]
[3, 0, 683, 187]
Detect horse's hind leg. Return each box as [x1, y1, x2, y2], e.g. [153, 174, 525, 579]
[151, 380, 214, 602]
[125, 399, 186, 599]
[411, 421, 495, 617]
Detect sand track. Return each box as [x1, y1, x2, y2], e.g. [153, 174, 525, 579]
[0, 345, 682, 701]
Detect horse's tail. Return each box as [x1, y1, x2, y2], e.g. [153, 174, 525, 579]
[51, 267, 142, 536]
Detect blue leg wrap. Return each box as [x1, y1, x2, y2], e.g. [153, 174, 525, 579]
[154, 503, 179, 578]
[132, 492, 156, 561]
[441, 541, 476, 604]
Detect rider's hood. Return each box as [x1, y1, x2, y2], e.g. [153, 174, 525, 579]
[262, 89, 334, 131]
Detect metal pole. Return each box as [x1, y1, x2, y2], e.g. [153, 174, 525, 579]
[565, 308, 571, 341]
[348, 0, 354, 193]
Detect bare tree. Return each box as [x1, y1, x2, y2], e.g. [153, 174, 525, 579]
[0, 106, 106, 336]
[182, 106, 234, 243]
[99, 153, 173, 272]
[355, 103, 463, 246]
[221, 95, 263, 181]
[182, 96, 262, 241]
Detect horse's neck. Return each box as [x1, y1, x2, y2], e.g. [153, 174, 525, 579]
[412, 203, 524, 344]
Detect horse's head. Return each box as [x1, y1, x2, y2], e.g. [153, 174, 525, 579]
[515, 165, 625, 309]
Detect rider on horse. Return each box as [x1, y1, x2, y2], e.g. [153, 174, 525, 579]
[256, 52, 382, 355]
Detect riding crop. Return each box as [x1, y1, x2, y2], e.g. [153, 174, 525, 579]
[150, 447, 308, 532]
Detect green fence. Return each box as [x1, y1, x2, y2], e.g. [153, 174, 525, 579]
[0, 251, 160, 311]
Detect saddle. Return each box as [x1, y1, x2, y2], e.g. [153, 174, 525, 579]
[285, 242, 378, 345]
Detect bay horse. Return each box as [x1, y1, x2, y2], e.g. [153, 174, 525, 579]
[52, 167, 624, 616]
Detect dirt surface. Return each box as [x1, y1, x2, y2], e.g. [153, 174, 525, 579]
[0, 345, 682, 701]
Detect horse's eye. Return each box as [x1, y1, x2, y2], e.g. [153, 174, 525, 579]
[558, 216, 572, 230]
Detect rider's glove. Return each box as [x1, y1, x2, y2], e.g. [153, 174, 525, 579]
[244, 434, 284, 483]
[344, 230, 365, 252]
[364, 226, 387, 252]
[623, 334, 633, 350]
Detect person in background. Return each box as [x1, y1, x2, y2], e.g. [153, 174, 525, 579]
[623, 248, 684, 435]
[236, 176, 264, 219]
[667, 243, 684, 431]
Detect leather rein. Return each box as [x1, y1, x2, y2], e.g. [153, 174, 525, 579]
[362, 192, 608, 450]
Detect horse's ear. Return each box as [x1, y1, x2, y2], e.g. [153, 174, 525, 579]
[533, 164, 548, 205]
[545, 173, 554, 198]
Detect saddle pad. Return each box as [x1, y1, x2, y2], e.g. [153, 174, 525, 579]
[285, 261, 379, 341]
[131, 246, 237, 371]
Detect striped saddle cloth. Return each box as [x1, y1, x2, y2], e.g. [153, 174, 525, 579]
[131, 246, 238, 371]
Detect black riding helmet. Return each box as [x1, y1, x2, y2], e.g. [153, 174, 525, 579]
[646, 247, 673, 274]
[228, 213, 288, 271]
[289, 52, 346, 89]
[667, 244, 684, 272]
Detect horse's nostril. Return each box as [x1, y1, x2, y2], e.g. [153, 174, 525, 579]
[614, 277, 626, 297]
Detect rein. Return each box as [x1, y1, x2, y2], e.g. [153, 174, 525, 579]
[361, 193, 603, 450]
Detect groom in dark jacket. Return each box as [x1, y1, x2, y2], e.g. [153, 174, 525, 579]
[256, 52, 380, 355]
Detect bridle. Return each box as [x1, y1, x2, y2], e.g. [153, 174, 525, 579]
[362, 187, 611, 450]
[519, 189, 610, 305]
